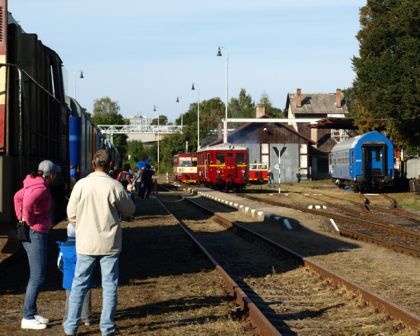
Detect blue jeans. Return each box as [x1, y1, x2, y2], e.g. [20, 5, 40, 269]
[64, 253, 119, 336]
[22, 229, 49, 319]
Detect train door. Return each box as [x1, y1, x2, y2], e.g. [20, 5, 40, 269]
[205, 152, 210, 179]
[225, 151, 235, 179]
[363, 145, 386, 180]
[235, 151, 246, 179]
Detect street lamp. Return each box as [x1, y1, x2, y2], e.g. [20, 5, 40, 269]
[153, 105, 159, 173]
[176, 96, 183, 133]
[217, 46, 228, 144]
[74, 70, 84, 99]
[191, 82, 200, 150]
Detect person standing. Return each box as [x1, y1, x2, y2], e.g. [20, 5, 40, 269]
[64, 149, 135, 336]
[57, 223, 92, 326]
[14, 160, 60, 330]
[268, 169, 274, 188]
[140, 165, 154, 199]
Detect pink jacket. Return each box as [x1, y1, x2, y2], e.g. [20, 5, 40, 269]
[14, 174, 52, 234]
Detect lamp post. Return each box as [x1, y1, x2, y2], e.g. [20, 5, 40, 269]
[176, 96, 183, 133]
[153, 105, 159, 173]
[74, 70, 84, 99]
[191, 82, 200, 150]
[217, 47, 228, 144]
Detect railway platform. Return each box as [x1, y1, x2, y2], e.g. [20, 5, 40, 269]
[0, 196, 253, 336]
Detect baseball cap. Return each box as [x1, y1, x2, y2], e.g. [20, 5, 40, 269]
[38, 160, 60, 177]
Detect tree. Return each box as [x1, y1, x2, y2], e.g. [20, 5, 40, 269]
[229, 88, 255, 118]
[259, 92, 284, 118]
[352, 0, 420, 147]
[151, 115, 168, 125]
[91, 97, 128, 161]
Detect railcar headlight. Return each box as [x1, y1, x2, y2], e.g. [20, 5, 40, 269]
[241, 169, 246, 174]
[217, 169, 221, 174]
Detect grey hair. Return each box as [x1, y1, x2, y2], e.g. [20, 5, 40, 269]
[93, 149, 111, 168]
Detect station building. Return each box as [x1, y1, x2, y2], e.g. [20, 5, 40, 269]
[285, 88, 353, 179]
[208, 106, 314, 183]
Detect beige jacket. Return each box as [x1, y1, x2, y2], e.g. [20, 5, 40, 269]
[67, 172, 135, 255]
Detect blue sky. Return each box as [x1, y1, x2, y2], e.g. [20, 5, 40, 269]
[9, 0, 365, 121]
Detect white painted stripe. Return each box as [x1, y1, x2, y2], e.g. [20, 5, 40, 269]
[330, 218, 340, 232]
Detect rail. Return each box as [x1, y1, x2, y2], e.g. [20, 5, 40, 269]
[184, 195, 420, 329]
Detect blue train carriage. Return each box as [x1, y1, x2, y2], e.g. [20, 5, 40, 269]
[330, 131, 394, 191]
[66, 96, 106, 187]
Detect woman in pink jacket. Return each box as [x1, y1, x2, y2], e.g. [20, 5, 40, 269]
[13, 160, 59, 330]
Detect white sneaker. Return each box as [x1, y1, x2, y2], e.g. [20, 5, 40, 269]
[21, 318, 47, 330]
[34, 314, 49, 324]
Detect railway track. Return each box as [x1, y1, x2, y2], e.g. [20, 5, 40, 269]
[158, 190, 420, 335]
[239, 193, 420, 258]
[297, 192, 420, 237]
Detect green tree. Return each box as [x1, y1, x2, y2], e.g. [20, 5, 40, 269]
[91, 96, 128, 161]
[259, 92, 284, 117]
[126, 140, 145, 164]
[175, 97, 225, 150]
[352, 0, 420, 147]
[151, 115, 168, 125]
[228, 88, 255, 118]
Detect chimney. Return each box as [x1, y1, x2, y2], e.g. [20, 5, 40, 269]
[335, 88, 342, 108]
[256, 105, 266, 118]
[296, 88, 302, 108]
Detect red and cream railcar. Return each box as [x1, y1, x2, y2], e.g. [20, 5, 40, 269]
[173, 153, 197, 183]
[197, 144, 248, 190]
[249, 163, 269, 184]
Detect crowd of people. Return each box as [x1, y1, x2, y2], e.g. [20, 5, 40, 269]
[12, 150, 156, 335]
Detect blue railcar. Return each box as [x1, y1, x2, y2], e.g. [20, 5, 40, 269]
[66, 96, 119, 187]
[330, 131, 394, 191]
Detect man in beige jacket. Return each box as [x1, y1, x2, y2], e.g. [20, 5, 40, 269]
[64, 149, 135, 336]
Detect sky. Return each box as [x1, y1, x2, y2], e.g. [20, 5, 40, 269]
[9, 0, 366, 121]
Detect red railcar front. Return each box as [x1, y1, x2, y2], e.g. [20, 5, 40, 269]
[197, 144, 248, 190]
[249, 163, 269, 184]
[173, 153, 197, 183]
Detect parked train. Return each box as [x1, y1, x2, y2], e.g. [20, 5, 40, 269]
[196, 144, 248, 191]
[173, 153, 197, 183]
[0, 5, 119, 250]
[0, 4, 69, 238]
[330, 131, 394, 191]
[66, 96, 120, 188]
[248, 162, 269, 184]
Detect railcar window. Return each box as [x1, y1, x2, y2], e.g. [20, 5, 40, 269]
[216, 153, 225, 164]
[236, 153, 245, 164]
[180, 160, 191, 167]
